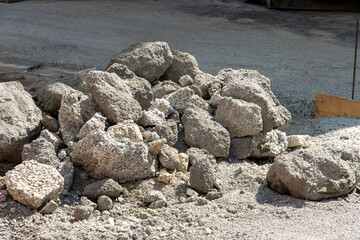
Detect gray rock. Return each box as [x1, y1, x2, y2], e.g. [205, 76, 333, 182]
[40, 200, 58, 214]
[163, 50, 200, 83]
[58, 159, 74, 192]
[189, 159, 216, 194]
[267, 142, 359, 200]
[149, 200, 167, 209]
[22, 137, 60, 168]
[71, 68, 97, 94]
[150, 98, 174, 117]
[165, 87, 211, 114]
[77, 112, 106, 140]
[72, 130, 155, 183]
[154, 120, 178, 147]
[0, 190, 8, 202]
[215, 97, 263, 138]
[80, 196, 97, 209]
[208, 82, 222, 98]
[188, 85, 203, 97]
[106, 42, 173, 82]
[186, 148, 210, 166]
[41, 114, 59, 132]
[182, 104, 230, 158]
[178, 75, 193, 87]
[40, 130, 63, 151]
[83, 179, 124, 200]
[287, 135, 312, 148]
[142, 131, 160, 143]
[107, 63, 153, 110]
[98, 195, 113, 211]
[107, 120, 143, 143]
[143, 190, 167, 203]
[36, 81, 80, 116]
[193, 72, 217, 99]
[58, 92, 96, 145]
[250, 130, 288, 158]
[5, 160, 64, 209]
[137, 109, 165, 127]
[0, 177, 5, 190]
[159, 144, 180, 170]
[0, 82, 42, 163]
[206, 191, 223, 200]
[74, 205, 93, 221]
[58, 149, 67, 160]
[152, 80, 180, 99]
[229, 137, 253, 160]
[218, 69, 291, 132]
[85, 70, 142, 123]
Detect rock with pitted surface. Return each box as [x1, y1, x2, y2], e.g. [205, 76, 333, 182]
[22, 137, 60, 168]
[4, 160, 64, 209]
[159, 144, 180, 170]
[152, 80, 180, 99]
[77, 112, 106, 140]
[0, 81, 42, 163]
[267, 142, 360, 200]
[106, 42, 173, 82]
[107, 63, 153, 110]
[182, 104, 230, 158]
[215, 96, 263, 138]
[154, 120, 178, 147]
[250, 130, 288, 158]
[163, 50, 200, 83]
[189, 157, 216, 194]
[83, 179, 124, 200]
[218, 69, 291, 132]
[165, 87, 211, 114]
[107, 120, 143, 143]
[85, 70, 142, 123]
[72, 130, 155, 183]
[58, 92, 96, 145]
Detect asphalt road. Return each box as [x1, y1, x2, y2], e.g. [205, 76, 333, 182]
[1, 0, 360, 115]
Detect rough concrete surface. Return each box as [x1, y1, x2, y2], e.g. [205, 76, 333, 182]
[1, 1, 360, 240]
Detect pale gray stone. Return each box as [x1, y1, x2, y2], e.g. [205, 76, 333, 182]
[5, 160, 64, 209]
[152, 80, 180, 99]
[77, 112, 106, 140]
[154, 120, 178, 147]
[74, 205, 93, 220]
[267, 142, 360, 200]
[178, 75, 193, 87]
[40, 129, 62, 151]
[107, 42, 173, 82]
[182, 104, 230, 158]
[215, 96, 263, 138]
[189, 159, 216, 194]
[107, 120, 143, 143]
[98, 195, 113, 211]
[159, 144, 180, 170]
[40, 200, 58, 214]
[0, 82, 42, 163]
[72, 130, 155, 183]
[218, 69, 291, 132]
[150, 98, 174, 117]
[193, 72, 217, 99]
[83, 179, 124, 200]
[143, 190, 166, 203]
[22, 137, 60, 168]
[163, 50, 200, 83]
[137, 109, 165, 127]
[107, 63, 154, 110]
[85, 71, 142, 123]
[250, 130, 288, 158]
[229, 137, 253, 160]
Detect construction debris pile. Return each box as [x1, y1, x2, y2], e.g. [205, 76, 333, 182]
[0, 42, 359, 219]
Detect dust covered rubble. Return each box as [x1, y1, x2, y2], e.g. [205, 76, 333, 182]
[1, 41, 359, 236]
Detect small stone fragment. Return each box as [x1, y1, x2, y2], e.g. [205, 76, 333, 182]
[148, 138, 167, 155]
[98, 195, 113, 211]
[41, 114, 59, 132]
[40, 200, 58, 214]
[287, 135, 311, 148]
[83, 179, 124, 200]
[157, 168, 173, 184]
[176, 153, 189, 173]
[205, 191, 223, 200]
[74, 205, 93, 221]
[159, 144, 180, 170]
[178, 75, 193, 87]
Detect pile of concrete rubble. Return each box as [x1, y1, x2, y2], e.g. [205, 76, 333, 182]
[0, 42, 359, 219]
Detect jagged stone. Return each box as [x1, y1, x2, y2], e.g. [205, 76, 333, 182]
[107, 120, 143, 143]
[107, 42, 173, 82]
[77, 112, 106, 140]
[0, 82, 42, 163]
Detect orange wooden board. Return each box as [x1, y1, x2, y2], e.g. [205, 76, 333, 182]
[314, 93, 360, 118]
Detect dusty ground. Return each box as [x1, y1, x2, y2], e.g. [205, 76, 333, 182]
[1, 0, 360, 239]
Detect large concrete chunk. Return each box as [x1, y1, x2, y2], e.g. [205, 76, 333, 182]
[189, 158, 216, 194]
[0, 82, 42, 163]
[107, 63, 153, 110]
[163, 50, 201, 83]
[85, 71, 142, 123]
[218, 69, 291, 132]
[106, 42, 173, 82]
[215, 97, 263, 138]
[182, 104, 230, 157]
[4, 160, 64, 209]
[72, 130, 155, 183]
[267, 142, 359, 200]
